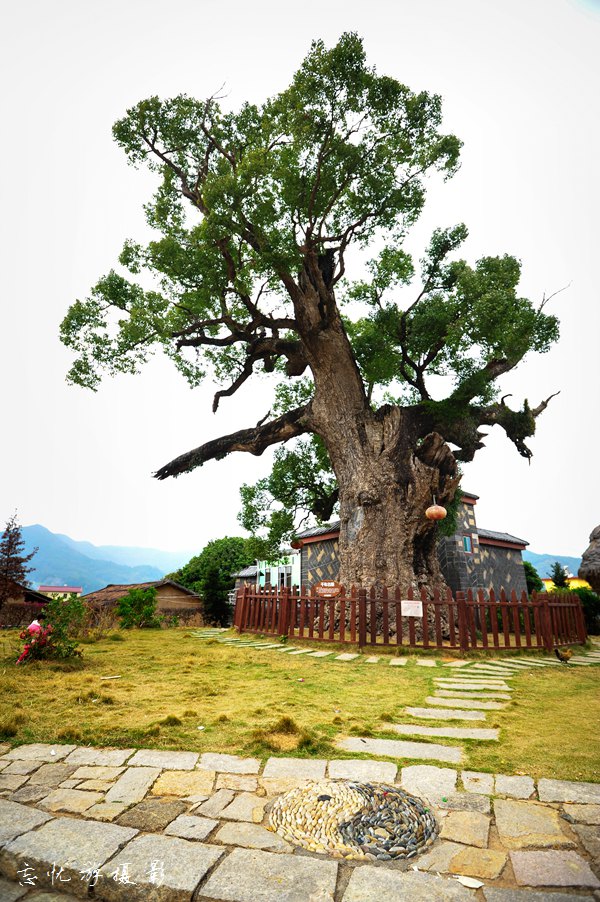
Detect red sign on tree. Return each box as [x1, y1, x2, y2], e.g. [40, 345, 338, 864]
[314, 580, 342, 598]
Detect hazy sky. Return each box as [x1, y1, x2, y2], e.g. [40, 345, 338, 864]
[1, 0, 598, 557]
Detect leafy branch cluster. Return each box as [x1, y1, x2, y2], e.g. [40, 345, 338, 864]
[60, 33, 561, 551]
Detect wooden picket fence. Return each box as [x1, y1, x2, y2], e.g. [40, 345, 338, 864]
[233, 585, 586, 652]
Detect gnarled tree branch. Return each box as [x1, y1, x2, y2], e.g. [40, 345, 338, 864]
[419, 390, 560, 464]
[154, 405, 312, 480]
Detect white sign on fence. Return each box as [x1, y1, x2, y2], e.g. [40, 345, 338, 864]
[401, 599, 423, 618]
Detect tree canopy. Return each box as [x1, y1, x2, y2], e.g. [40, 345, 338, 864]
[62, 32, 557, 470]
[61, 33, 560, 588]
[169, 536, 255, 596]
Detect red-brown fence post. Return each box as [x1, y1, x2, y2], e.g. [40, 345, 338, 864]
[278, 586, 290, 637]
[358, 588, 367, 649]
[537, 592, 554, 652]
[456, 591, 469, 653]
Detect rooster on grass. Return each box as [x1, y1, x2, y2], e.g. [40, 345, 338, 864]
[555, 647, 573, 664]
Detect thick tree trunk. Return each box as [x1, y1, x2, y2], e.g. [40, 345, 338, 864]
[295, 271, 460, 593]
[323, 411, 459, 591]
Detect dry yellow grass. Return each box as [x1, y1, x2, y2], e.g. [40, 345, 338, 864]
[0, 630, 598, 782]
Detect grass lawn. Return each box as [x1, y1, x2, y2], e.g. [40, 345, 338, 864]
[0, 629, 598, 783]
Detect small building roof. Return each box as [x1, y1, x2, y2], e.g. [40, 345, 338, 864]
[232, 565, 258, 579]
[292, 520, 527, 550]
[477, 528, 528, 548]
[294, 521, 340, 541]
[10, 581, 51, 605]
[38, 585, 82, 594]
[82, 579, 200, 606]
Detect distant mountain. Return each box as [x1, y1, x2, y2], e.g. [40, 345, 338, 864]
[523, 551, 582, 579]
[54, 533, 191, 573]
[19, 525, 181, 594]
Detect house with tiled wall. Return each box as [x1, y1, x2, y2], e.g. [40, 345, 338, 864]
[291, 491, 529, 595]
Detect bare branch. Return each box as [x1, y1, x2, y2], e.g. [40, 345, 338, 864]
[531, 390, 560, 418]
[539, 283, 571, 311]
[154, 405, 312, 479]
[212, 358, 256, 412]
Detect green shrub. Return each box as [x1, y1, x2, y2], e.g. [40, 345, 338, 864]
[16, 594, 85, 664]
[47, 594, 86, 643]
[524, 561, 543, 594]
[117, 587, 162, 629]
[573, 587, 600, 634]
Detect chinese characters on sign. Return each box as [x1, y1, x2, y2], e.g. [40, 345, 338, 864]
[400, 599, 423, 618]
[314, 580, 342, 598]
[17, 859, 167, 889]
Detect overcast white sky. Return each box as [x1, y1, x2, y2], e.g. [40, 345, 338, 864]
[1, 0, 598, 558]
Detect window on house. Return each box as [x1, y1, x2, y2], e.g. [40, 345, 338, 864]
[279, 566, 293, 588]
[463, 535, 473, 553]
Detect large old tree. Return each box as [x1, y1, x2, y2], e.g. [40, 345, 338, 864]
[61, 35, 559, 590]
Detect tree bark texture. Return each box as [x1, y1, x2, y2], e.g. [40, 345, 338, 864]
[317, 408, 459, 591]
[296, 270, 460, 592]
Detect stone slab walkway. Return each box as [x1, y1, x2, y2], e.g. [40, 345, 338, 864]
[389, 724, 499, 741]
[0, 743, 599, 901]
[196, 631, 600, 673]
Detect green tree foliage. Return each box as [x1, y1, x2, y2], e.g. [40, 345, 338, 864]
[117, 587, 162, 629]
[571, 586, 600, 634]
[550, 561, 569, 589]
[59, 34, 560, 585]
[239, 436, 338, 552]
[44, 594, 86, 656]
[200, 564, 231, 626]
[524, 560, 544, 594]
[60, 33, 557, 463]
[170, 536, 254, 597]
[0, 512, 38, 612]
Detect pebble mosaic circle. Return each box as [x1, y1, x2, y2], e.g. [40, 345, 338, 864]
[269, 780, 437, 860]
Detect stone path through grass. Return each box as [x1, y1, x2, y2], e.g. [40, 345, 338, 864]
[192, 629, 600, 769]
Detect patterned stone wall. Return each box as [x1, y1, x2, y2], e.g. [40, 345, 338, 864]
[298, 500, 527, 595]
[477, 545, 528, 595]
[301, 539, 339, 588]
[436, 501, 482, 593]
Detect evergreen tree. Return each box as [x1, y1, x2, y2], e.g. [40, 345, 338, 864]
[201, 564, 231, 626]
[550, 561, 569, 589]
[0, 513, 38, 612]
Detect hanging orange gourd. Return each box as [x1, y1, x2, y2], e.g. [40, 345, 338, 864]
[425, 495, 447, 521]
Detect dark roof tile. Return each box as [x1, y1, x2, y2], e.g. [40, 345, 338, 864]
[477, 528, 528, 546]
[232, 565, 258, 578]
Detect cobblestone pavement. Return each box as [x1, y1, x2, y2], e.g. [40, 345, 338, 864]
[0, 742, 599, 901]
